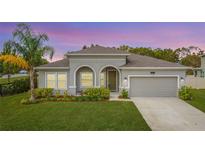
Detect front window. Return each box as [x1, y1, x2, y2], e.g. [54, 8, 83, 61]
[80, 72, 93, 87]
[57, 73, 67, 89]
[46, 73, 56, 88]
[100, 72, 105, 87]
[46, 72, 67, 89]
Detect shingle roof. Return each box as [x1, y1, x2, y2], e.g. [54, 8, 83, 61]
[36, 46, 186, 68]
[36, 58, 69, 68]
[121, 54, 185, 67]
[67, 45, 130, 55]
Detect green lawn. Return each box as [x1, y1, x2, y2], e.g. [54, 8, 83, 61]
[0, 76, 28, 84]
[186, 89, 205, 113]
[0, 93, 150, 131]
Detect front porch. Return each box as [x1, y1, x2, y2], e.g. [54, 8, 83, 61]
[100, 66, 120, 92]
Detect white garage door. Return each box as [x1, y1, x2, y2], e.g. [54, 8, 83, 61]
[130, 77, 178, 97]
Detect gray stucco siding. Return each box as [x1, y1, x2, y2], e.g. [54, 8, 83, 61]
[70, 59, 124, 87]
[68, 56, 126, 95]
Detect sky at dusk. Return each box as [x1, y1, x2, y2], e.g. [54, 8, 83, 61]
[1, 22, 205, 61]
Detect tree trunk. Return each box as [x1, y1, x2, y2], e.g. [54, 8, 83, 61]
[7, 74, 10, 83]
[29, 68, 35, 102]
[7, 64, 11, 83]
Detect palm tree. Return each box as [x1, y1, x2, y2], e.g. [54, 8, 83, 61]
[3, 23, 54, 102]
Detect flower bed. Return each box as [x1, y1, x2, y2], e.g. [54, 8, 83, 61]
[21, 88, 110, 104]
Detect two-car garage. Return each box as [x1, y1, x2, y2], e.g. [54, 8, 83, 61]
[129, 76, 178, 97]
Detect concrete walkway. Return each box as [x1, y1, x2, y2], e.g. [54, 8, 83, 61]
[132, 97, 205, 131]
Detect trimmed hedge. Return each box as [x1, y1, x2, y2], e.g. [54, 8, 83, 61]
[119, 89, 129, 99]
[83, 87, 110, 99]
[1, 78, 30, 96]
[34, 88, 53, 98]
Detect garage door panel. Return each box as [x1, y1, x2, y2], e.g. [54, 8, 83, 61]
[130, 77, 177, 97]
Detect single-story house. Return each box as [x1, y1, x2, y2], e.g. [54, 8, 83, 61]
[35, 45, 189, 97]
[193, 55, 205, 78]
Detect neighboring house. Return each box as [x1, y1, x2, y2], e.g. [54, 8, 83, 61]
[193, 55, 205, 78]
[35, 45, 189, 97]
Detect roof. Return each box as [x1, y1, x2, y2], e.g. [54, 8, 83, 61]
[35, 58, 69, 69]
[120, 54, 186, 68]
[67, 45, 130, 55]
[35, 46, 188, 69]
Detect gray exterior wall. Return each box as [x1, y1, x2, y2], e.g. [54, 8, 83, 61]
[68, 55, 126, 95]
[37, 56, 186, 96]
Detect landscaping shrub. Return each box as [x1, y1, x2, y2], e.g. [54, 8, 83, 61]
[34, 88, 53, 98]
[83, 87, 110, 99]
[63, 90, 69, 97]
[179, 86, 193, 100]
[1, 78, 30, 96]
[119, 89, 129, 99]
[55, 90, 61, 98]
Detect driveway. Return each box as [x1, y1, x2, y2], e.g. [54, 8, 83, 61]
[132, 97, 205, 131]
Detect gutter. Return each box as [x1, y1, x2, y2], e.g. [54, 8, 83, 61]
[66, 53, 130, 56]
[34, 67, 69, 70]
[119, 67, 192, 70]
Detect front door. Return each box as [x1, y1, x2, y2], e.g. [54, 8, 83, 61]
[108, 70, 117, 91]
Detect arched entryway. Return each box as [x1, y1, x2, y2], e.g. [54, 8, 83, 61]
[75, 66, 95, 93]
[99, 66, 120, 92]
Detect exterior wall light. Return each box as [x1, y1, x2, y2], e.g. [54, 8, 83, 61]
[123, 77, 128, 88]
[180, 77, 185, 82]
[180, 77, 185, 86]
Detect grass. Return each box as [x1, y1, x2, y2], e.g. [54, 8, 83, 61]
[0, 76, 28, 84]
[186, 89, 205, 113]
[0, 93, 150, 131]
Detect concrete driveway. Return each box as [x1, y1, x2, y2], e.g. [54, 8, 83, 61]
[132, 97, 205, 131]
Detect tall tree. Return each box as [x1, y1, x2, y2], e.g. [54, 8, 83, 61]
[175, 46, 204, 59]
[82, 45, 88, 49]
[4, 23, 54, 102]
[180, 54, 201, 68]
[128, 47, 179, 63]
[180, 54, 201, 75]
[118, 45, 131, 51]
